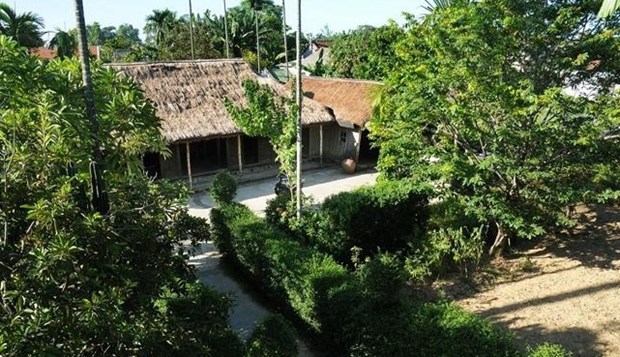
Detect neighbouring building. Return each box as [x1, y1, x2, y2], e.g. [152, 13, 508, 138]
[111, 59, 347, 187]
[302, 76, 383, 165]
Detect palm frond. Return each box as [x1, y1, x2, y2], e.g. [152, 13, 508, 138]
[598, 0, 620, 18]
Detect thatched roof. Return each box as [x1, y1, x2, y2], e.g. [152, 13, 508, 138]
[109, 60, 334, 143]
[302, 77, 382, 128]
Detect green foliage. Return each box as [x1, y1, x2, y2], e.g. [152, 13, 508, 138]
[313, 180, 430, 265]
[372, 0, 620, 255]
[0, 2, 43, 48]
[225, 80, 298, 189]
[212, 202, 521, 356]
[527, 343, 572, 357]
[211, 170, 238, 206]
[246, 314, 298, 357]
[328, 22, 406, 81]
[0, 35, 237, 355]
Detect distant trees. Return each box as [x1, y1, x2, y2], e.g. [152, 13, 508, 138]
[0, 2, 43, 48]
[328, 22, 406, 81]
[48, 29, 77, 58]
[144, 9, 177, 47]
[372, 0, 620, 256]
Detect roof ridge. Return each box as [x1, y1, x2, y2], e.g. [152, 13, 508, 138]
[107, 58, 247, 67]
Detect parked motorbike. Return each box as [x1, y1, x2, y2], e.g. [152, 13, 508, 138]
[274, 172, 303, 196]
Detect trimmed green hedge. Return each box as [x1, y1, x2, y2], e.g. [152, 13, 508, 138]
[211, 203, 525, 356]
[247, 314, 298, 357]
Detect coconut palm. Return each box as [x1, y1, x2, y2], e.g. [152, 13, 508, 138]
[144, 9, 177, 47]
[74, 0, 108, 213]
[49, 29, 77, 58]
[0, 2, 44, 48]
[599, 0, 620, 17]
[244, 0, 270, 72]
[223, 0, 230, 58]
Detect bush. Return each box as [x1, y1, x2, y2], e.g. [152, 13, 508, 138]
[210, 170, 238, 206]
[316, 180, 430, 265]
[211, 203, 523, 357]
[246, 314, 298, 357]
[527, 343, 572, 357]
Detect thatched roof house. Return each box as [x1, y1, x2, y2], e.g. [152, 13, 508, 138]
[110, 60, 334, 143]
[302, 77, 382, 129]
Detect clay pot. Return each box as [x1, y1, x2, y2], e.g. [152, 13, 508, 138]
[341, 158, 357, 174]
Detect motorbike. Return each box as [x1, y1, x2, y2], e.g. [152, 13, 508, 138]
[274, 172, 303, 196]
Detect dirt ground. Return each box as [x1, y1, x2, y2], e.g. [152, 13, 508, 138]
[443, 205, 620, 356]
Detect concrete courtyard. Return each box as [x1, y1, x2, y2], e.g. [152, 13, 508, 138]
[188, 166, 379, 219]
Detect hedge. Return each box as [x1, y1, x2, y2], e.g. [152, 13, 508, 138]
[246, 314, 298, 357]
[211, 203, 526, 356]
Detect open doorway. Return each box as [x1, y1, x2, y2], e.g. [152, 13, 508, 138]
[358, 130, 379, 164]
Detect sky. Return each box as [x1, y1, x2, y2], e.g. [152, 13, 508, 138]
[14, 0, 428, 42]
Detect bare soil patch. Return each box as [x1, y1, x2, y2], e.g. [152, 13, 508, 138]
[443, 205, 620, 356]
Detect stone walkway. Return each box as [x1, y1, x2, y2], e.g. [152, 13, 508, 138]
[188, 167, 378, 355]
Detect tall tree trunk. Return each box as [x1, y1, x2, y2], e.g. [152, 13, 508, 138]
[188, 0, 195, 60]
[295, 0, 302, 219]
[74, 0, 108, 214]
[282, 0, 289, 81]
[255, 8, 261, 73]
[489, 221, 508, 258]
[223, 0, 230, 58]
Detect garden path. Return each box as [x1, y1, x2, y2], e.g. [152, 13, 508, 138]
[188, 167, 378, 355]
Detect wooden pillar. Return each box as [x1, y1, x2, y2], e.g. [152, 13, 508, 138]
[185, 142, 193, 189]
[237, 135, 243, 174]
[354, 130, 361, 164]
[319, 124, 324, 166]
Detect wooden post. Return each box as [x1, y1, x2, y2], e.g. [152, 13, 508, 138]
[354, 130, 361, 164]
[186, 142, 193, 189]
[237, 135, 243, 174]
[319, 124, 324, 166]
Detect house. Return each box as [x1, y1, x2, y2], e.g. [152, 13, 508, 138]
[110, 59, 342, 187]
[302, 76, 383, 164]
[29, 46, 101, 60]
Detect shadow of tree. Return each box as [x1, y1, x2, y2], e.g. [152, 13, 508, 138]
[507, 323, 604, 357]
[523, 205, 620, 270]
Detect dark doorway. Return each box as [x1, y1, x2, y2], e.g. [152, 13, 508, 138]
[359, 130, 379, 164]
[302, 128, 310, 158]
[180, 139, 228, 176]
[243, 136, 259, 165]
[143, 152, 161, 178]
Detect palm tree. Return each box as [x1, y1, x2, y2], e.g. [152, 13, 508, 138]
[223, 0, 230, 58]
[0, 3, 44, 48]
[144, 9, 177, 47]
[49, 29, 77, 58]
[295, 0, 302, 218]
[188, 0, 195, 59]
[245, 0, 268, 72]
[282, 0, 288, 80]
[74, 0, 108, 214]
[599, 0, 620, 17]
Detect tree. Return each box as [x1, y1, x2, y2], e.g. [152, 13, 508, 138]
[372, 0, 620, 256]
[144, 9, 177, 47]
[225, 80, 298, 195]
[328, 23, 406, 81]
[0, 2, 43, 48]
[159, 15, 220, 60]
[74, 0, 108, 214]
[0, 33, 245, 355]
[599, 0, 620, 17]
[48, 29, 77, 58]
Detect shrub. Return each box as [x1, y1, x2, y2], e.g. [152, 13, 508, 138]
[317, 180, 430, 265]
[210, 170, 238, 206]
[527, 343, 572, 357]
[211, 203, 523, 357]
[246, 314, 298, 357]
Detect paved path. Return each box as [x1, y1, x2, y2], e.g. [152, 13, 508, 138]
[188, 166, 379, 218]
[188, 167, 378, 355]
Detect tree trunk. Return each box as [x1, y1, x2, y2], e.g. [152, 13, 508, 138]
[255, 8, 261, 73]
[188, 0, 195, 60]
[489, 221, 508, 258]
[74, 0, 108, 214]
[282, 0, 289, 81]
[223, 0, 230, 58]
[295, 0, 302, 219]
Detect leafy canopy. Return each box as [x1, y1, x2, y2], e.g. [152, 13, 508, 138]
[372, 0, 620, 256]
